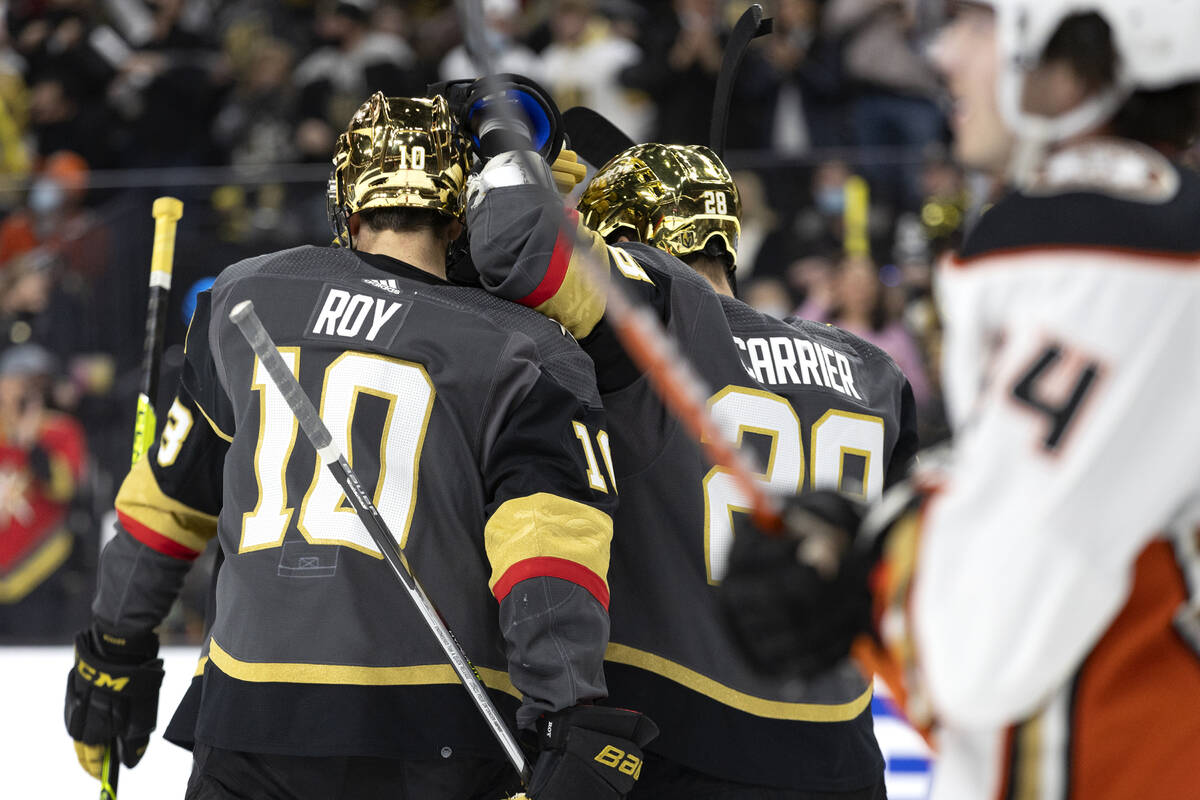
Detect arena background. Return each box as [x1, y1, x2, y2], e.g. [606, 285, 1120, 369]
[5, 0, 1136, 794]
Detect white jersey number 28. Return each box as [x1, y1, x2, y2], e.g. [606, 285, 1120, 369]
[702, 386, 885, 583]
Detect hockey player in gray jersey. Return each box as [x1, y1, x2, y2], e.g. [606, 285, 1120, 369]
[63, 92, 655, 800]
[463, 114, 918, 796]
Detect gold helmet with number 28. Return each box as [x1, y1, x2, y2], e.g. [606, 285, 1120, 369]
[327, 92, 471, 247]
[578, 143, 741, 270]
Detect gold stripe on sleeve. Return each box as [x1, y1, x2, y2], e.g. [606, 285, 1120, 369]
[534, 232, 610, 340]
[115, 457, 219, 553]
[484, 493, 612, 593]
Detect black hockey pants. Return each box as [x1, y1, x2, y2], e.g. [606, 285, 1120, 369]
[630, 752, 888, 800]
[184, 742, 521, 800]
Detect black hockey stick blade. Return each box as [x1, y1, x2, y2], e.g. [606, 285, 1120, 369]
[563, 106, 636, 169]
[710, 4, 773, 158]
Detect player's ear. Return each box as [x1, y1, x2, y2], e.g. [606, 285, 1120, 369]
[348, 213, 362, 238]
[447, 218, 464, 242]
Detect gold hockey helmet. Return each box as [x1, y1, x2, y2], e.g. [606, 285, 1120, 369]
[328, 93, 471, 245]
[577, 143, 741, 267]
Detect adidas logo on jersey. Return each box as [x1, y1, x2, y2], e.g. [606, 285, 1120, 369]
[361, 278, 403, 295]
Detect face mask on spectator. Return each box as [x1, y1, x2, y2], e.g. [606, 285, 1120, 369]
[815, 186, 845, 216]
[484, 27, 508, 51]
[29, 178, 64, 215]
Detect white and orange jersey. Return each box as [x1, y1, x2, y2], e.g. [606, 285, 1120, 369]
[877, 140, 1200, 799]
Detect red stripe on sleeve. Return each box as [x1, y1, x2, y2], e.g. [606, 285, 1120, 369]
[519, 209, 580, 308]
[117, 511, 202, 561]
[492, 555, 610, 610]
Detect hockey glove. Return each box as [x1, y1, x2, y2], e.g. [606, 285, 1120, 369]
[65, 624, 164, 778]
[551, 148, 588, 195]
[720, 491, 876, 679]
[436, 73, 564, 163]
[528, 706, 659, 800]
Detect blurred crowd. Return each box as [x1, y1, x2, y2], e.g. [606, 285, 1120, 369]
[0, 0, 980, 643]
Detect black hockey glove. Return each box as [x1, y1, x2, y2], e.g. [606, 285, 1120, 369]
[528, 706, 659, 800]
[719, 491, 876, 679]
[65, 624, 164, 779]
[433, 73, 564, 163]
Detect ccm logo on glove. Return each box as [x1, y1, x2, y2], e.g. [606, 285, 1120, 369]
[75, 659, 130, 691]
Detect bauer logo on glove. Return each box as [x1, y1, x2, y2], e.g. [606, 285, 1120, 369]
[593, 743, 643, 778]
[527, 705, 658, 800]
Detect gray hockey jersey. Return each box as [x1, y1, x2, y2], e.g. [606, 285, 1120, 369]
[98, 244, 616, 759]
[469, 184, 919, 790]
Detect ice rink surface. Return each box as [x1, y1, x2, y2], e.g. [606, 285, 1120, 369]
[8, 647, 931, 798]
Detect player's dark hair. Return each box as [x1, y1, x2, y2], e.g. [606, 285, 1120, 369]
[358, 207, 455, 237]
[681, 245, 735, 294]
[1043, 13, 1200, 153]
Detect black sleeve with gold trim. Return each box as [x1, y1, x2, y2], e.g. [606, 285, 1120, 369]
[482, 366, 615, 606]
[467, 183, 669, 393]
[179, 291, 235, 440]
[477, 327, 617, 727]
[94, 296, 233, 633]
[113, 291, 228, 561]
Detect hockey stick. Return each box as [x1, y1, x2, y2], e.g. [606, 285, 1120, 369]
[456, 18, 914, 719]
[228, 300, 532, 788]
[451, 8, 912, 731]
[98, 195, 183, 800]
[131, 196, 184, 466]
[710, 4, 773, 158]
[453, 1, 780, 531]
[561, 106, 635, 168]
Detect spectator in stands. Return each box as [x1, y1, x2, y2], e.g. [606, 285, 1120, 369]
[812, 253, 932, 409]
[623, 0, 773, 147]
[213, 37, 298, 167]
[110, 0, 230, 167]
[538, 0, 648, 142]
[24, 74, 116, 168]
[794, 158, 851, 254]
[763, 0, 848, 152]
[0, 248, 86, 362]
[635, 0, 722, 145]
[790, 250, 838, 320]
[7, 0, 146, 168]
[0, 342, 89, 642]
[292, 0, 422, 162]
[0, 151, 108, 281]
[440, 0, 542, 82]
[0, 20, 31, 181]
[823, 0, 944, 210]
[732, 169, 803, 284]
